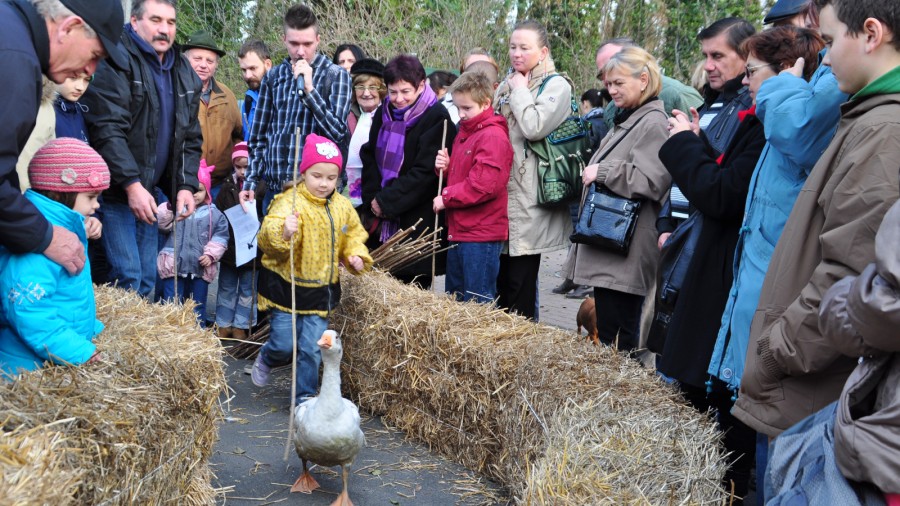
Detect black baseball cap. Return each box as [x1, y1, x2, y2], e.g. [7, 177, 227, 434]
[60, 0, 128, 69]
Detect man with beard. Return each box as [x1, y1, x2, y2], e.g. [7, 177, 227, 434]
[238, 39, 273, 142]
[81, 0, 202, 298]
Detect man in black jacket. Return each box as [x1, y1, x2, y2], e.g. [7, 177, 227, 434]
[1, 0, 125, 276]
[82, 0, 203, 298]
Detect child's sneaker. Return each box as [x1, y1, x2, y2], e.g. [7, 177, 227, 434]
[250, 354, 270, 387]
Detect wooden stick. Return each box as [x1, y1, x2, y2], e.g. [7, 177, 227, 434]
[284, 126, 302, 462]
[432, 120, 448, 291]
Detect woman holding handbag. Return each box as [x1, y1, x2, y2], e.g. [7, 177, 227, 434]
[494, 19, 574, 320]
[564, 46, 670, 353]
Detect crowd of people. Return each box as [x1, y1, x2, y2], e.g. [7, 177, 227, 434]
[0, 0, 899, 503]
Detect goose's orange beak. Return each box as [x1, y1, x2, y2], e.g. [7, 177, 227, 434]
[317, 331, 334, 349]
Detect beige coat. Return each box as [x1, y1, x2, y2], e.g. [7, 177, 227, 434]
[199, 78, 243, 185]
[495, 59, 573, 256]
[733, 92, 900, 437]
[820, 199, 900, 493]
[564, 100, 670, 296]
[15, 77, 56, 191]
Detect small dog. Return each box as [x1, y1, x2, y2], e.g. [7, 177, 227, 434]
[576, 297, 599, 345]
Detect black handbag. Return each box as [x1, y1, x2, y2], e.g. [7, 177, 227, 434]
[647, 211, 703, 353]
[570, 184, 642, 255]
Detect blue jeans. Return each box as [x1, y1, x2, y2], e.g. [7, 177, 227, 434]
[215, 263, 257, 329]
[100, 199, 158, 298]
[260, 311, 328, 402]
[445, 241, 502, 304]
[161, 276, 210, 326]
[261, 186, 277, 217]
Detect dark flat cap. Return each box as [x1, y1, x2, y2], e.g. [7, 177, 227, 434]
[59, 0, 127, 68]
[764, 0, 809, 24]
[350, 58, 385, 78]
[182, 31, 226, 57]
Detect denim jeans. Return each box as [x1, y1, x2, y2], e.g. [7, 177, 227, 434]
[260, 310, 328, 402]
[215, 263, 257, 329]
[445, 241, 502, 304]
[161, 275, 210, 326]
[100, 199, 158, 298]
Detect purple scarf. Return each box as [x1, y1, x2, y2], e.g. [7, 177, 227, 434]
[374, 82, 437, 241]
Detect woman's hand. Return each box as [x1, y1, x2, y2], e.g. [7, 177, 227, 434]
[435, 148, 449, 173]
[668, 108, 700, 137]
[199, 254, 214, 267]
[508, 72, 528, 90]
[433, 195, 445, 213]
[371, 198, 383, 218]
[347, 255, 364, 272]
[582, 164, 599, 186]
[658, 232, 672, 251]
[283, 211, 300, 240]
[780, 57, 804, 78]
[84, 217, 102, 240]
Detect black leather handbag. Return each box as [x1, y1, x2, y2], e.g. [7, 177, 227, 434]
[570, 184, 642, 255]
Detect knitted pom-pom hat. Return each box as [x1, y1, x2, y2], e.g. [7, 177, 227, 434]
[299, 134, 343, 174]
[232, 141, 249, 162]
[28, 138, 110, 193]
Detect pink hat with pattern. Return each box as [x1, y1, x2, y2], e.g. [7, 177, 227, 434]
[299, 134, 343, 174]
[28, 138, 110, 193]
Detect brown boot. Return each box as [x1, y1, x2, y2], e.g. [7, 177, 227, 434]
[217, 326, 233, 339]
[232, 328, 248, 340]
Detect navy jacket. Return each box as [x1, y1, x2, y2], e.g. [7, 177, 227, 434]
[0, 0, 53, 253]
[82, 28, 202, 204]
[54, 97, 89, 142]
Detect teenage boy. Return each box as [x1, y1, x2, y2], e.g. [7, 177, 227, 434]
[733, 0, 900, 439]
[433, 71, 513, 304]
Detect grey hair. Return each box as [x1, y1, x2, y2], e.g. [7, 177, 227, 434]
[132, 0, 177, 19]
[30, 0, 97, 38]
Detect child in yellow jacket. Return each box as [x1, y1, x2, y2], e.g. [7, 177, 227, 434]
[251, 134, 372, 402]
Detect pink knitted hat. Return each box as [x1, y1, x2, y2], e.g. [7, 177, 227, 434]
[232, 141, 249, 162]
[299, 134, 343, 174]
[197, 159, 213, 204]
[28, 138, 110, 193]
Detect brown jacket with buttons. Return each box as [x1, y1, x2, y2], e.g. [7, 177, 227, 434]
[199, 78, 243, 185]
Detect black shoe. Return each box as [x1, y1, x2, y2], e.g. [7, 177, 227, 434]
[565, 285, 593, 299]
[552, 279, 577, 294]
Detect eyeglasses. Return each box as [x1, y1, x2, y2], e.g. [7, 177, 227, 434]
[744, 63, 773, 79]
[353, 85, 384, 93]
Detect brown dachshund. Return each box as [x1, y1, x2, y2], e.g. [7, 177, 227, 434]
[576, 297, 599, 345]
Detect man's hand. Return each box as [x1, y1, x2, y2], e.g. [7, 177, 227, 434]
[239, 189, 255, 211]
[125, 182, 158, 224]
[44, 225, 85, 275]
[84, 217, 103, 240]
[780, 57, 805, 78]
[293, 59, 314, 94]
[174, 189, 196, 221]
[658, 232, 672, 251]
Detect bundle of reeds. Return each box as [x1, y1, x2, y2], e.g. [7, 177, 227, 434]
[0, 285, 226, 505]
[333, 270, 729, 503]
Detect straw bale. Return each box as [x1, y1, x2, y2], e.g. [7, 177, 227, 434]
[0, 285, 225, 505]
[333, 271, 728, 503]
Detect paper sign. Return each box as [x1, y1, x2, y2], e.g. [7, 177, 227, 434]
[224, 201, 260, 267]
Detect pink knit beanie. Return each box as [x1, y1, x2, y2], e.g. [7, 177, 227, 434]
[28, 138, 110, 193]
[232, 141, 249, 162]
[197, 159, 213, 204]
[299, 134, 343, 174]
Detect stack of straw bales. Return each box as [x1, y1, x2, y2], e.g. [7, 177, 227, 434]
[0, 285, 225, 505]
[335, 271, 729, 504]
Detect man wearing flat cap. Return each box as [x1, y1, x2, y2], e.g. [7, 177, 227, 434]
[184, 31, 243, 193]
[765, 0, 812, 26]
[81, 0, 203, 299]
[0, 0, 126, 278]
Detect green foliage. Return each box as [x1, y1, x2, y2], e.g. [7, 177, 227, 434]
[174, 0, 774, 98]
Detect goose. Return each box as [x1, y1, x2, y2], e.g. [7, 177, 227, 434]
[291, 330, 365, 506]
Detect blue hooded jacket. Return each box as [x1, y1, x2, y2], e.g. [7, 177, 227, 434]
[0, 190, 103, 376]
[707, 54, 848, 392]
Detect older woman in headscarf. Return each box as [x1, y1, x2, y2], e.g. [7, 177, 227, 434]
[359, 54, 457, 288]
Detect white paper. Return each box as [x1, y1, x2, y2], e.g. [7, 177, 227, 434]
[224, 201, 260, 267]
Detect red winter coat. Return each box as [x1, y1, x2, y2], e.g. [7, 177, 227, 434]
[439, 107, 513, 242]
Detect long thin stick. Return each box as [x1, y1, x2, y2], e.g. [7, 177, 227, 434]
[432, 120, 448, 291]
[284, 126, 302, 461]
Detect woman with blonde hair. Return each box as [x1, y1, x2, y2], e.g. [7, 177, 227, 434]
[494, 19, 573, 320]
[565, 46, 671, 351]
